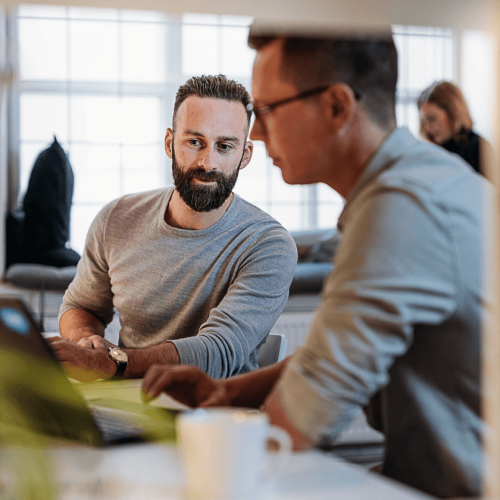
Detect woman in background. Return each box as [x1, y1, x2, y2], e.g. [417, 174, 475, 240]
[418, 80, 491, 175]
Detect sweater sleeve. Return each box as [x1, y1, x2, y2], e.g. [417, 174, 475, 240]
[58, 201, 117, 326]
[170, 227, 297, 378]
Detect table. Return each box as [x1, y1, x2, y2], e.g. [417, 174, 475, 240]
[2, 440, 433, 499]
[25, 334, 428, 499]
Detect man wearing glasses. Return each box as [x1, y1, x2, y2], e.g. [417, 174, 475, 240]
[48, 75, 297, 382]
[142, 28, 490, 498]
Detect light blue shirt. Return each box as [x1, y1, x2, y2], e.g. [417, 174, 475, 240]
[276, 128, 491, 497]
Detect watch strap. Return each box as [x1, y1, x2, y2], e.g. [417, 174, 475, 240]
[114, 360, 127, 377]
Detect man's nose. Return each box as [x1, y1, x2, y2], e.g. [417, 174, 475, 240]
[198, 146, 219, 171]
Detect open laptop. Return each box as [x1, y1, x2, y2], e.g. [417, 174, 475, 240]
[0, 295, 185, 446]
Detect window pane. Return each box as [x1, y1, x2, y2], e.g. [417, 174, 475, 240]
[317, 185, 344, 229]
[18, 4, 66, 18]
[317, 203, 343, 229]
[68, 7, 118, 20]
[122, 145, 164, 194]
[71, 204, 104, 255]
[407, 25, 436, 36]
[434, 35, 454, 81]
[69, 20, 119, 81]
[317, 184, 344, 204]
[19, 19, 67, 80]
[122, 22, 164, 83]
[182, 24, 218, 75]
[121, 97, 162, 145]
[270, 168, 303, 204]
[393, 33, 408, 90]
[19, 142, 50, 197]
[234, 141, 269, 204]
[396, 102, 420, 137]
[20, 93, 68, 142]
[269, 204, 303, 232]
[71, 96, 121, 144]
[70, 144, 121, 203]
[407, 35, 439, 91]
[221, 26, 254, 78]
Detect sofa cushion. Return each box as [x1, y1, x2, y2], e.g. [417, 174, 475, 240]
[292, 228, 341, 263]
[5, 264, 77, 290]
[302, 229, 342, 263]
[289, 262, 333, 294]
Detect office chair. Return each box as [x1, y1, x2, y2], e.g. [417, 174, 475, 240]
[257, 333, 288, 368]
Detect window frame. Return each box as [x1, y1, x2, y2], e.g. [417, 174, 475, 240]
[8, 7, 457, 253]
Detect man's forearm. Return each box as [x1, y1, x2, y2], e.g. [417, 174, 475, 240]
[60, 309, 105, 342]
[123, 342, 181, 378]
[225, 357, 290, 408]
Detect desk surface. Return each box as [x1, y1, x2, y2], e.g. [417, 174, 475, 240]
[21, 443, 432, 500]
[35, 333, 429, 499]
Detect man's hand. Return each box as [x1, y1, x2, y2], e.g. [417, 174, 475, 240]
[142, 358, 290, 409]
[76, 335, 117, 349]
[46, 337, 116, 382]
[141, 365, 231, 408]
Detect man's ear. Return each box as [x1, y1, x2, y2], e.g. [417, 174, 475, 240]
[324, 84, 358, 132]
[239, 140, 254, 171]
[165, 128, 174, 159]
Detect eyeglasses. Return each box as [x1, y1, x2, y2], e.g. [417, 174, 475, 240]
[246, 84, 361, 119]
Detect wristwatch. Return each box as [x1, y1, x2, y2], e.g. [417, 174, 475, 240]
[108, 347, 128, 377]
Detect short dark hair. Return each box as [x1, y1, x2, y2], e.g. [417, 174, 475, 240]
[248, 30, 398, 130]
[173, 74, 252, 131]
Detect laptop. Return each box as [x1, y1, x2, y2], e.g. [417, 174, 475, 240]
[0, 296, 185, 446]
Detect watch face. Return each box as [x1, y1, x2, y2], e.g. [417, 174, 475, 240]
[109, 348, 128, 363]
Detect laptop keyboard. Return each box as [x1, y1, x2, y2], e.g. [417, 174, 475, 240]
[90, 406, 144, 443]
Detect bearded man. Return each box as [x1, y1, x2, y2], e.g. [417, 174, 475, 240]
[50, 75, 297, 381]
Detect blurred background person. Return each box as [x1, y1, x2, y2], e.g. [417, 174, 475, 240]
[418, 80, 492, 176]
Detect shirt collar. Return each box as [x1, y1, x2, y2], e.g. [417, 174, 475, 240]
[338, 128, 417, 231]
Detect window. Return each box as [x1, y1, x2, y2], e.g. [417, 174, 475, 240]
[14, 7, 455, 254]
[393, 25, 454, 136]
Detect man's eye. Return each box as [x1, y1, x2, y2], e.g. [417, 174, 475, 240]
[188, 139, 201, 146]
[218, 144, 232, 152]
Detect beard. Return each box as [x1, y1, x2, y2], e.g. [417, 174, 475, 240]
[171, 144, 242, 213]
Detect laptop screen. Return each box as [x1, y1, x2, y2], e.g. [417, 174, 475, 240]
[0, 296, 58, 362]
[0, 296, 103, 446]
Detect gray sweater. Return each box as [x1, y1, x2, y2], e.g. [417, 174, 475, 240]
[60, 187, 297, 378]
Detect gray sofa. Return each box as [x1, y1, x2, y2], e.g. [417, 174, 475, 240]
[285, 228, 341, 313]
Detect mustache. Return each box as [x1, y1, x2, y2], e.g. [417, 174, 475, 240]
[185, 167, 226, 183]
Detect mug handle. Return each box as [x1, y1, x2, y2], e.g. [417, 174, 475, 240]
[262, 425, 292, 481]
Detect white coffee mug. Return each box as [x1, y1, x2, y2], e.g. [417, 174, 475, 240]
[177, 408, 291, 500]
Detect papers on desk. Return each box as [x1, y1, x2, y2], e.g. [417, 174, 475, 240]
[74, 378, 190, 412]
